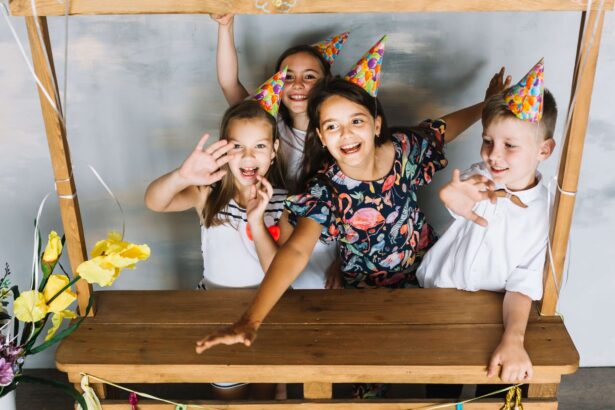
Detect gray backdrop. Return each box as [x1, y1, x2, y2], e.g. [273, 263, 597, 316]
[1, 12, 613, 367]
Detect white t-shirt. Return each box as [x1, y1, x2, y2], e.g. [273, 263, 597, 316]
[199, 189, 287, 289]
[276, 120, 337, 290]
[417, 162, 548, 300]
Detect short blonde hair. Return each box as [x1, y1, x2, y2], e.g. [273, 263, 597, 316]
[481, 88, 558, 140]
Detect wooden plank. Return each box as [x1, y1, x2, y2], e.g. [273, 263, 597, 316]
[88, 289, 555, 325]
[24, 16, 93, 315]
[304, 382, 332, 399]
[527, 383, 559, 398]
[540, 8, 606, 315]
[9, 0, 615, 16]
[96, 399, 558, 409]
[55, 323, 578, 384]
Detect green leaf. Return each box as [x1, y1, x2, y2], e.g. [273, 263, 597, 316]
[16, 374, 87, 409]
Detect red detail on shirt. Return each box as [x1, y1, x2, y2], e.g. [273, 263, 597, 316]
[246, 224, 280, 242]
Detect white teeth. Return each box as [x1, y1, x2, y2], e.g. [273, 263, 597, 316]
[341, 143, 360, 150]
[289, 95, 307, 101]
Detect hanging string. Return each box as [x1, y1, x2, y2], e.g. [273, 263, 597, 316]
[80, 372, 523, 410]
[0, 2, 64, 123]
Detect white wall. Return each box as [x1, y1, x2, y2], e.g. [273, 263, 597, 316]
[0, 11, 613, 368]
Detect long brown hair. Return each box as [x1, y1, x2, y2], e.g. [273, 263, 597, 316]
[202, 100, 285, 227]
[275, 45, 332, 131]
[296, 77, 392, 192]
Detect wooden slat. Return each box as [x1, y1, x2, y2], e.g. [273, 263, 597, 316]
[9, 0, 614, 16]
[56, 323, 578, 384]
[540, 9, 606, 315]
[527, 383, 559, 398]
[96, 399, 558, 409]
[304, 382, 333, 399]
[24, 16, 93, 315]
[88, 289, 555, 325]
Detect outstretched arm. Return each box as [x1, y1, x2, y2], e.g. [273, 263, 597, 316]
[487, 291, 534, 382]
[441, 67, 512, 143]
[212, 14, 250, 105]
[196, 216, 323, 353]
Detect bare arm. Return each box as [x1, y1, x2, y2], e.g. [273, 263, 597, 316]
[144, 133, 235, 212]
[487, 291, 534, 382]
[212, 14, 250, 105]
[441, 67, 512, 143]
[196, 216, 322, 353]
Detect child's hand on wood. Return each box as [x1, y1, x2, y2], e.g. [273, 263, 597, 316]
[325, 259, 343, 289]
[196, 316, 259, 354]
[487, 338, 534, 382]
[210, 13, 234, 26]
[178, 134, 236, 187]
[485, 67, 512, 100]
[246, 176, 274, 228]
[439, 169, 496, 227]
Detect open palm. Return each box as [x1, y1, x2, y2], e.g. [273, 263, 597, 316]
[178, 134, 236, 186]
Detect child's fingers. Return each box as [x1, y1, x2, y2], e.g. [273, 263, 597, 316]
[487, 355, 500, 378]
[249, 184, 257, 200]
[208, 140, 234, 158]
[470, 212, 489, 227]
[208, 169, 227, 183]
[195, 133, 210, 152]
[525, 366, 534, 380]
[260, 177, 274, 198]
[451, 169, 462, 183]
[504, 75, 512, 88]
[215, 152, 235, 167]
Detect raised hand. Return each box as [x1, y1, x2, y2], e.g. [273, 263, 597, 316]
[485, 67, 512, 100]
[178, 134, 236, 186]
[195, 316, 259, 354]
[246, 176, 274, 228]
[210, 13, 234, 26]
[439, 169, 496, 227]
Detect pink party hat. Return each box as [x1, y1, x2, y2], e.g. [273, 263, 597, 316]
[344, 35, 387, 97]
[251, 66, 288, 118]
[312, 31, 350, 65]
[504, 58, 544, 122]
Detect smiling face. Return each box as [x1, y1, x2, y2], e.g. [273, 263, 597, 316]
[279, 52, 326, 116]
[481, 116, 555, 191]
[316, 95, 382, 173]
[226, 118, 278, 189]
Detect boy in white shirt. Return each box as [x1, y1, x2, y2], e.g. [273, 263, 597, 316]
[417, 59, 557, 383]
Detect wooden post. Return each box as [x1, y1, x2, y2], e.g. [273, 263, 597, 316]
[527, 383, 559, 398]
[540, 9, 606, 315]
[25, 16, 93, 315]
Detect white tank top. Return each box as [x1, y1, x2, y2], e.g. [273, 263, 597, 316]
[199, 189, 286, 289]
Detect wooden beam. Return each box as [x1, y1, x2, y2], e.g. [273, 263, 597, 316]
[9, 0, 614, 16]
[304, 382, 333, 399]
[540, 9, 606, 315]
[24, 16, 93, 315]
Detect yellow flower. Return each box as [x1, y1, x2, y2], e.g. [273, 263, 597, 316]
[43, 275, 77, 313]
[77, 257, 118, 287]
[45, 310, 77, 341]
[77, 232, 150, 287]
[14, 291, 48, 322]
[42, 231, 62, 263]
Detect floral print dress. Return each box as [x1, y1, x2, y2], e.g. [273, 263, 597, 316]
[285, 119, 447, 289]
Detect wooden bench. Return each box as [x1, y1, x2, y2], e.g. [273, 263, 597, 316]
[56, 288, 578, 408]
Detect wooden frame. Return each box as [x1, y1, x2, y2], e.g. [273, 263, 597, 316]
[10, 0, 608, 407]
